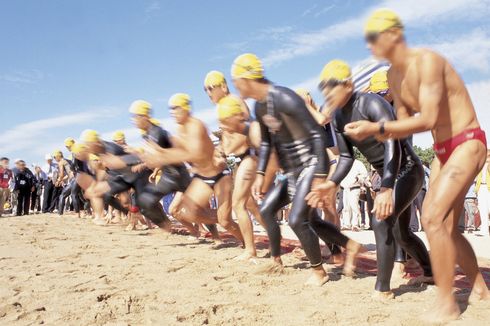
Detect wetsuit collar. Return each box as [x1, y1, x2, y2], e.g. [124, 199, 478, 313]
[341, 91, 358, 111]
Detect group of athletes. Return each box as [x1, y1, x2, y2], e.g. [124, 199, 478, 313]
[49, 9, 489, 323]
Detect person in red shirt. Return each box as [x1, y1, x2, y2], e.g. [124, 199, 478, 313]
[0, 157, 13, 217]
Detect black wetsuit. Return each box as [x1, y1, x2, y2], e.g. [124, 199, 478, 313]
[100, 140, 168, 225]
[331, 92, 432, 291]
[256, 85, 349, 267]
[139, 124, 191, 205]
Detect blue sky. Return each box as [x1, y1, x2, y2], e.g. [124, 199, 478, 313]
[1, 0, 490, 165]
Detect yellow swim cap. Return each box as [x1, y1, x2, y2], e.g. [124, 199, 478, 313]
[89, 154, 99, 161]
[217, 95, 243, 121]
[64, 137, 75, 148]
[231, 53, 264, 80]
[149, 118, 161, 126]
[295, 88, 310, 98]
[319, 60, 351, 87]
[204, 70, 226, 88]
[168, 93, 192, 111]
[71, 143, 87, 155]
[369, 70, 389, 93]
[80, 129, 100, 143]
[112, 130, 125, 142]
[53, 149, 63, 157]
[129, 100, 152, 116]
[364, 9, 403, 34]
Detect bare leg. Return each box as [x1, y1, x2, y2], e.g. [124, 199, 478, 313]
[232, 157, 259, 259]
[214, 175, 244, 242]
[422, 140, 488, 323]
[175, 178, 216, 225]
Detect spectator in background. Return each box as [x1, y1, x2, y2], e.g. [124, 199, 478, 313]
[475, 150, 490, 236]
[410, 162, 430, 232]
[340, 159, 368, 231]
[463, 180, 478, 232]
[31, 164, 46, 213]
[0, 157, 13, 217]
[42, 154, 58, 213]
[13, 160, 34, 216]
[49, 150, 71, 214]
[11, 159, 23, 214]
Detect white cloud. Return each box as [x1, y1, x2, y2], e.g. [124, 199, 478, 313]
[301, 4, 318, 17]
[145, 0, 160, 14]
[417, 29, 490, 73]
[0, 108, 118, 156]
[262, 0, 490, 66]
[0, 69, 44, 85]
[314, 5, 335, 18]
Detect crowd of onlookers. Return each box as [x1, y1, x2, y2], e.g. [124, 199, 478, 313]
[0, 155, 65, 217]
[274, 151, 490, 237]
[1, 150, 490, 237]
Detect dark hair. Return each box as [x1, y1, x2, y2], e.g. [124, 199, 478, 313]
[256, 78, 270, 84]
[0, 157, 8, 161]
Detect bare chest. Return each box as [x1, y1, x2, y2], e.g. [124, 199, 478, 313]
[392, 68, 420, 115]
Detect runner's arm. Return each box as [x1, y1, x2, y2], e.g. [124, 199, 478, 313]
[329, 122, 354, 185]
[256, 115, 271, 176]
[367, 96, 401, 188]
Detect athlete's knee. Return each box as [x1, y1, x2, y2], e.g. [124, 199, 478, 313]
[176, 197, 201, 222]
[217, 209, 234, 229]
[218, 217, 233, 229]
[232, 198, 247, 214]
[421, 212, 445, 235]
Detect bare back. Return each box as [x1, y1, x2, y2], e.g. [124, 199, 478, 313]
[389, 48, 480, 143]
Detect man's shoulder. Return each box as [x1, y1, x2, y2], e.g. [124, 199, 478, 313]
[411, 48, 445, 69]
[189, 117, 207, 132]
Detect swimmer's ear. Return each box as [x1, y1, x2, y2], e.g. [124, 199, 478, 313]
[388, 27, 404, 43]
[221, 83, 229, 93]
[345, 80, 354, 93]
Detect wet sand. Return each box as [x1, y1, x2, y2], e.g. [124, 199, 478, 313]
[0, 214, 489, 325]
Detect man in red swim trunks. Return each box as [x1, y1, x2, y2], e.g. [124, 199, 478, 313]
[342, 8, 489, 323]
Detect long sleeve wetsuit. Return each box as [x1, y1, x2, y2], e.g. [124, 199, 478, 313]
[256, 85, 349, 267]
[331, 92, 432, 291]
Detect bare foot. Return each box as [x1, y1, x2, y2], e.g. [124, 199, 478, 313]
[255, 259, 284, 275]
[407, 275, 434, 286]
[343, 240, 364, 277]
[421, 298, 460, 324]
[326, 254, 345, 266]
[372, 290, 395, 300]
[136, 224, 149, 230]
[125, 223, 136, 231]
[305, 267, 329, 286]
[291, 247, 309, 261]
[110, 216, 123, 224]
[233, 251, 257, 262]
[93, 217, 108, 226]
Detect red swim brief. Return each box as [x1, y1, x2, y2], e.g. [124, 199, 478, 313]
[433, 128, 487, 164]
